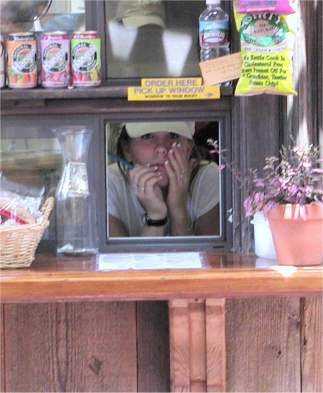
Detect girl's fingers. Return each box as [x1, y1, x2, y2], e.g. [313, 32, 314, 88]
[129, 165, 161, 193]
[166, 143, 191, 180]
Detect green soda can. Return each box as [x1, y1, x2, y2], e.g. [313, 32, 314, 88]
[71, 31, 101, 88]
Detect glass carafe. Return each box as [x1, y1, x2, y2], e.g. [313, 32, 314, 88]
[55, 126, 98, 255]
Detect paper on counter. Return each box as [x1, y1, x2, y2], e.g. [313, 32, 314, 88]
[97, 252, 203, 270]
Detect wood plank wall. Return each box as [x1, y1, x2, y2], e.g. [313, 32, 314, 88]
[226, 296, 322, 392]
[1, 302, 138, 392]
[1, 297, 322, 392]
[231, 1, 323, 253]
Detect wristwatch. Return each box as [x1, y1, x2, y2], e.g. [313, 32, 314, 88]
[143, 213, 168, 227]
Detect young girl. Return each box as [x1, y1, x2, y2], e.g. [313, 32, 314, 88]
[108, 121, 220, 237]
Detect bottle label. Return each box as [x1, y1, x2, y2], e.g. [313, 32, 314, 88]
[67, 162, 89, 196]
[199, 20, 229, 46]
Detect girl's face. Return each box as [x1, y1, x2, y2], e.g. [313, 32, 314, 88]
[123, 131, 193, 186]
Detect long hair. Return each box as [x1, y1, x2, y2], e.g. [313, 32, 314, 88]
[115, 125, 212, 191]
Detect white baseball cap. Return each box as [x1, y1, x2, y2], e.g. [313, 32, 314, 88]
[115, 0, 165, 29]
[125, 122, 195, 140]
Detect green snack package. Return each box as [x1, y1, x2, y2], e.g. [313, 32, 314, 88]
[234, 10, 297, 96]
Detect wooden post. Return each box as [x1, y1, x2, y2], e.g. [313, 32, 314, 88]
[169, 299, 226, 392]
[206, 299, 226, 392]
[169, 299, 191, 392]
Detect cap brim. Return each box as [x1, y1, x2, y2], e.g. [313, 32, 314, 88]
[125, 122, 195, 139]
[122, 15, 165, 29]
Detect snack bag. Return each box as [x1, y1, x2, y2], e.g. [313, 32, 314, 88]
[234, 10, 297, 96]
[235, 0, 297, 14]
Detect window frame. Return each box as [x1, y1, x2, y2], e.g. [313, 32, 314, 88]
[85, 0, 232, 87]
[102, 110, 233, 253]
[1, 101, 233, 253]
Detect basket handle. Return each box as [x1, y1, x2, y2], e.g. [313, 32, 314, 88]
[40, 197, 55, 221]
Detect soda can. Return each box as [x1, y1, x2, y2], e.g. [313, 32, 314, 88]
[6, 32, 37, 89]
[41, 31, 70, 88]
[0, 34, 5, 88]
[71, 31, 101, 88]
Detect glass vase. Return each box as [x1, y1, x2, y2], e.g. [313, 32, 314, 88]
[55, 126, 98, 255]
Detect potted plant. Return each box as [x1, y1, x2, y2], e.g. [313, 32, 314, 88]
[209, 140, 323, 266]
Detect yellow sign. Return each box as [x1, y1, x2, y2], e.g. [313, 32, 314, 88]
[128, 80, 220, 101]
[141, 77, 203, 87]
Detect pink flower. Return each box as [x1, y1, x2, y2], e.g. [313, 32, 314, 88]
[208, 139, 323, 217]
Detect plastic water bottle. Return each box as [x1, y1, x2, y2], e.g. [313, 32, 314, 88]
[199, 0, 230, 62]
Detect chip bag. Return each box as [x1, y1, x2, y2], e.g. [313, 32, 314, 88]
[234, 10, 297, 96]
[235, 0, 297, 14]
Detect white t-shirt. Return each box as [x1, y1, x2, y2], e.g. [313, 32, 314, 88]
[108, 162, 220, 237]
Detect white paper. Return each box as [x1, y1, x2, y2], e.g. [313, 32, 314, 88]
[97, 252, 203, 270]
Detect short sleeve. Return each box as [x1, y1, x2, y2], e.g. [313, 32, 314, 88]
[190, 162, 220, 218]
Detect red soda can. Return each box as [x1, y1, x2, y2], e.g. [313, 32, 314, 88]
[41, 31, 70, 88]
[71, 31, 101, 88]
[6, 32, 37, 89]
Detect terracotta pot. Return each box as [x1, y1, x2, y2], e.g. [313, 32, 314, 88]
[265, 204, 323, 266]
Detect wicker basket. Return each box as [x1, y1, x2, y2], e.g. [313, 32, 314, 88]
[0, 197, 54, 269]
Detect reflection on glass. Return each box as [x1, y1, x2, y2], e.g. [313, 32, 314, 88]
[0, 136, 61, 188]
[106, 121, 221, 238]
[0, 0, 85, 36]
[0, 134, 62, 240]
[104, 1, 204, 78]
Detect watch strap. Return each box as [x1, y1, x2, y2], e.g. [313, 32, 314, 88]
[143, 214, 168, 227]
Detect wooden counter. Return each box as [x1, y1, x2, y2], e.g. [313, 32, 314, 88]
[1, 251, 322, 302]
[1, 251, 322, 392]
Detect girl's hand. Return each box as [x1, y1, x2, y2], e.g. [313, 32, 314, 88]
[164, 142, 193, 213]
[129, 165, 167, 219]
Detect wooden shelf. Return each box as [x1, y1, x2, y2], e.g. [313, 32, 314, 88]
[1, 85, 233, 101]
[1, 85, 127, 100]
[1, 85, 233, 116]
[1, 251, 322, 302]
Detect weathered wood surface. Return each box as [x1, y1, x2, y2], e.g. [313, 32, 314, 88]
[301, 296, 323, 392]
[2, 302, 137, 392]
[1, 296, 322, 392]
[0, 1, 322, 390]
[169, 298, 227, 392]
[226, 297, 301, 392]
[1, 252, 322, 302]
[136, 301, 170, 392]
[206, 299, 226, 392]
[0, 92, 232, 116]
[169, 296, 322, 393]
[230, 1, 323, 253]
